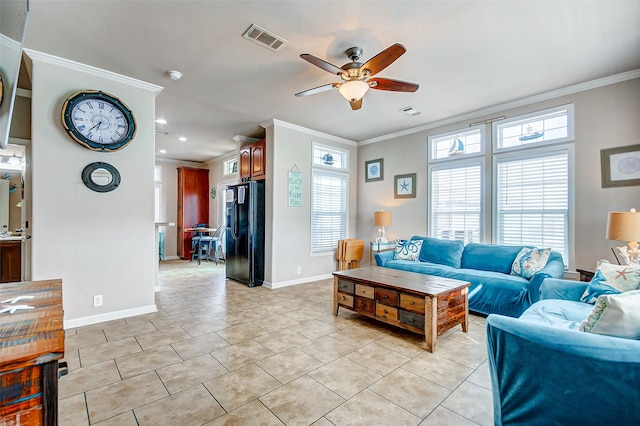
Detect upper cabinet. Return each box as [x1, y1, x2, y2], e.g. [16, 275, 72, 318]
[239, 138, 266, 181]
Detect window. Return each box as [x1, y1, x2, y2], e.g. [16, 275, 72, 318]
[494, 104, 573, 151]
[311, 143, 349, 253]
[154, 165, 162, 222]
[495, 149, 569, 261]
[224, 157, 238, 175]
[429, 126, 483, 162]
[430, 161, 482, 243]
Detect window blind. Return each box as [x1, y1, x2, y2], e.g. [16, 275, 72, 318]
[311, 170, 347, 252]
[496, 150, 568, 261]
[430, 163, 482, 243]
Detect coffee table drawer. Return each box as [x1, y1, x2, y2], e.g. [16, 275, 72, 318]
[376, 288, 399, 306]
[375, 303, 398, 321]
[354, 296, 374, 313]
[338, 279, 354, 294]
[400, 294, 425, 313]
[355, 283, 374, 299]
[399, 310, 425, 329]
[337, 292, 353, 308]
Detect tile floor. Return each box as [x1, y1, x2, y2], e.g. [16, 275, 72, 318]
[59, 260, 493, 425]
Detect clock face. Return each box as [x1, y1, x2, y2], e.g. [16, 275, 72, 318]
[62, 90, 136, 151]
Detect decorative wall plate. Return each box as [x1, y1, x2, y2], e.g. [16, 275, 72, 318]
[81, 162, 121, 192]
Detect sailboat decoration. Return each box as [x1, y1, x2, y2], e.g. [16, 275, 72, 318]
[519, 125, 544, 141]
[448, 137, 465, 156]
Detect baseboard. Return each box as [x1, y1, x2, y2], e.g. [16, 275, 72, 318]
[162, 255, 181, 261]
[264, 273, 333, 289]
[64, 304, 157, 329]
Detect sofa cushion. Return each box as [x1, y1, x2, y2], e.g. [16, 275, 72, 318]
[511, 247, 552, 279]
[461, 243, 524, 274]
[580, 263, 640, 304]
[580, 290, 640, 339]
[519, 299, 593, 331]
[393, 239, 423, 261]
[411, 236, 464, 268]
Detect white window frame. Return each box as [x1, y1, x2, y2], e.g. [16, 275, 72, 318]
[493, 104, 574, 153]
[428, 124, 485, 163]
[154, 165, 163, 222]
[223, 157, 238, 176]
[428, 157, 485, 243]
[309, 143, 350, 256]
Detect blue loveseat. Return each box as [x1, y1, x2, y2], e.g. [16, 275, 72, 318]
[486, 278, 640, 425]
[374, 236, 564, 317]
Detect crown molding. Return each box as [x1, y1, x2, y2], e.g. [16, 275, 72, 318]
[24, 48, 164, 94]
[360, 69, 640, 145]
[262, 119, 358, 147]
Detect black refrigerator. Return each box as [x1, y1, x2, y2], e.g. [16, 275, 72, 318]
[225, 180, 265, 287]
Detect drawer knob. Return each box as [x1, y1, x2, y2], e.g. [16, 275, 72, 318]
[410, 301, 414, 305]
[383, 295, 388, 299]
[384, 309, 388, 314]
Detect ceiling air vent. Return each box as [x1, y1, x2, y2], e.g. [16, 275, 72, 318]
[242, 24, 287, 51]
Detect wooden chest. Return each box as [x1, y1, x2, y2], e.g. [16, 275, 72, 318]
[1, 280, 64, 425]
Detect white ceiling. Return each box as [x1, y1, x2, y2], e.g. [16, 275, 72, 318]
[23, 1, 640, 162]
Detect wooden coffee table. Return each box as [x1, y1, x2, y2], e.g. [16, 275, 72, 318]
[333, 266, 470, 352]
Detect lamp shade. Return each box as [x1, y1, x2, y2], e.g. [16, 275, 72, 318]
[606, 210, 640, 242]
[338, 80, 369, 102]
[374, 211, 392, 227]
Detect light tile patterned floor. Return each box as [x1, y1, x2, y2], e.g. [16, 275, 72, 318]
[59, 260, 493, 425]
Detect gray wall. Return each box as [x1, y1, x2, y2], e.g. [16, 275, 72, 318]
[357, 77, 640, 271]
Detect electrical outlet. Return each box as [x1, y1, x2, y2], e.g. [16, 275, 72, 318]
[93, 294, 103, 307]
[296, 266, 302, 274]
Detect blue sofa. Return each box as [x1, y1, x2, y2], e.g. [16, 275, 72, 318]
[486, 278, 640, 425]
[374, 236, 564, 317]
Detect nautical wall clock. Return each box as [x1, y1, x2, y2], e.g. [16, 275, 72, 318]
[61, 90, 137, 152]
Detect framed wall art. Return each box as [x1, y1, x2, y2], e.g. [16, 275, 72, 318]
[365, 158, 384, 182]
[600, 144, 640, 188]
[394, 173, 416, 198]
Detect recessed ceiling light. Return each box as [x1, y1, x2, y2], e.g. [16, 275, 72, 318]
[155, 118, 167, 124]
[178, 137, 187, 142]
[159, 149, 167, 154]
[399, 106, 421, 116]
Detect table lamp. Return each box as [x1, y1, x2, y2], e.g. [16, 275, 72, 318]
[606, 208, 640, 265]
[374, 210, 392, 243]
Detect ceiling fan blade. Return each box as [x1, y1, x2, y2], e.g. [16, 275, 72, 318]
[300, 54, 345, 76]
[295, 83, 339, 97]
[369, 77, 419, 92]
[349, 98, 363, 110]
[360, 43, 407, 76]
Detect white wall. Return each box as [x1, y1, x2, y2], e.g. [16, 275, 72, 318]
[27, 50, 162, 327]
[357, 76, 640, 271]
[265, 120, 358, 287]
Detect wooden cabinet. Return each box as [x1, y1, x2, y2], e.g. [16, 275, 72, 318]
[239, 138, 266, 181]
[1, 280, 64, 424]
[177, 167, 210, 259]
[0, 239, 21, 283]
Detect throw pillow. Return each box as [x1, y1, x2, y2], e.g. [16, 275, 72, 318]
[393, 240, 423, 261]
[414, 236, 464, 268]
[510, 247, 552, 279]
[579, 290, 640, 339]
[580, 263, 640, 304]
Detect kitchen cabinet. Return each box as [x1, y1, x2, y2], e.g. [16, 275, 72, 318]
[239, 138, 266, 181]
[0, 239, 21, 283]
[177, 167, 210, 259]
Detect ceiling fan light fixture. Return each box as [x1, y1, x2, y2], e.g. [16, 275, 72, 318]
[338, 80, 369, 102]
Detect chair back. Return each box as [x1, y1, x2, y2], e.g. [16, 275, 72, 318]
[336, 239, 364, 270]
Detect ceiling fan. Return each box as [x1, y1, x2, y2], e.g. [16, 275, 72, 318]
[295, 43, 419, 110]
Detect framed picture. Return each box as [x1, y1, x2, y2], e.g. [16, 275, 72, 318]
[394, 173, 416, 198]
[365, 158, 384, 182]
[600, 144, 640, 188]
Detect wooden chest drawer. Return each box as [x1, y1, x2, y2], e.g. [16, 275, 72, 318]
[337, 279, 354, 294]
[400, 293, 425, 313]
[337, 292, 353, 308]
[354, 296, 374, 313]
[399, 310, 425, 329]
[355, 283, 374, 299]
[375, 303, 398, 321]
[375, 288, 399, 306]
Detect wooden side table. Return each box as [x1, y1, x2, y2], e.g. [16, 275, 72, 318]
[576, 268, 595, 282]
